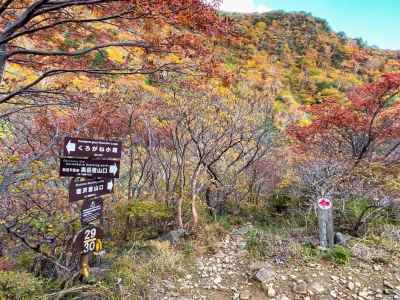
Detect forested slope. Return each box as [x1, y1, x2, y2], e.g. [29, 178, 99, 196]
[0, 3, 399, 298]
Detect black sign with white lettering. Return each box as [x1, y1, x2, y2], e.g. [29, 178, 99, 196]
[69, 178, 114, 202]
[72, 225, 104, 254]
[81, 198, 103, 224]
[63, 137, 122, 159]
[59, 158, 120, 178]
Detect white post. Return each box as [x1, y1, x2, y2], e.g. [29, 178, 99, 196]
[317, 198, 334, 249]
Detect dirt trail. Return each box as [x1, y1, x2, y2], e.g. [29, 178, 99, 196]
[150, 225, 400, 300]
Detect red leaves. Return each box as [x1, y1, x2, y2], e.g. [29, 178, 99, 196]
[290, 73, 400, 161]
[348, 73, 400, 112]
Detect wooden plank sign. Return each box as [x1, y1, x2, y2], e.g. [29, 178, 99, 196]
[69, 178, 114, 202]
[59, 158, 120, 178]
[72, 225, 104, 255]
[63, 137, 122, 159]
[80, 198, 103, 224]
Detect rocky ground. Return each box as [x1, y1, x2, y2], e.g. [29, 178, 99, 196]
[150, 224, 400, 300]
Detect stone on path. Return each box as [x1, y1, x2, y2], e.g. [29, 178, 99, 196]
[254, 265, 276, 283]
[239, 290, 251, 300]
[309, 281, 326, 294]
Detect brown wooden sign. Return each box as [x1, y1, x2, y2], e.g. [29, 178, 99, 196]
[69, 178, 114, 202]
[81, 198, 103, 224]
[72, 225, 104, 255]
[63, 137, 122, 159]
[60, 158, 120, 178]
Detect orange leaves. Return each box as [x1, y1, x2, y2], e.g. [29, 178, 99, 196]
[1, 0, 229, 109]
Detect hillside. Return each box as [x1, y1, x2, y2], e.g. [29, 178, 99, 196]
[0, 3, 399, 299]
[222, 11, 399, 103]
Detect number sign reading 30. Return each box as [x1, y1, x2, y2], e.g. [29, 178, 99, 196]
[72, 225, 104, 255]
[83, 227, 97, 254]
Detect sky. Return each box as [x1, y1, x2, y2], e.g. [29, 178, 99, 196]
[220, 0, 400, 50]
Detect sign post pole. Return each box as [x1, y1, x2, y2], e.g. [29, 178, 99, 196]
[61, 137, 121, 282]
[317, 198, 334, 249]
[80, 253, 90, 280]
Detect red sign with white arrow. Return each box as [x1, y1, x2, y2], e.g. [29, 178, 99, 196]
[318, 198, 332, 210]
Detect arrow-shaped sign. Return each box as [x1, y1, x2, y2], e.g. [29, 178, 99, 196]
[69, 178, 114, 202]
[60, 158, 120, 178]
[109, 163, 118, 176]
[107, 180, 113, 191]
[63, 137, 122, 159]
[66, 140, 76, 154]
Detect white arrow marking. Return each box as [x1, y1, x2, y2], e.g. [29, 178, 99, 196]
[66, 140, 76, 153]
[109, 164, 118, 175]
[106, 180, 113, 191]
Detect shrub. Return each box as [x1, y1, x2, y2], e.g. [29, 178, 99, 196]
[0, 271, 44, 300]
[301, 244, 322, 262]
[338, 198, 389, 236]
[246, 229, 264, 259]
[323, 245, 352, 265]
[246, 226, 304, 263]
[216, 215, 233, 231]
[196, 222, 228, 254]
[113, 200, 174, 242]
[0, 258, 13, 272]
[16, 251, 36, 270]
[239, 202, 270, 225]
[104, 241, 186, 299]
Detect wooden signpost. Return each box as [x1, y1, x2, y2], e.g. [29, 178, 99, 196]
[317, 198, 334, 249]
[59, 136, 122, 281]
[63, 137, 122, 159]
[69, 178, 114, 202]
[59, 158, 120, 178]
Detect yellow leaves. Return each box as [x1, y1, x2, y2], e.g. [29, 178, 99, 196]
[255, 21, 267, 30]
[165, 53, 182, 64]
[71, 75, 91, 90]
[70, 75, 105, 95]
[246, 59, 257, 69]
[152, 117, 170, 129]
[216, 85, 231, 98]
[297, 117, 312, 127]
[90, 22, 116, 32]
[4, 63, 37, 85]
[105, 47, 127, 64]
[320, 87, 342, 100]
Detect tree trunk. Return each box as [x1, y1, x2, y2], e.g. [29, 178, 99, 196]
[192, 195, 198, 228]
[190, 166, 202, 228]
[176, 162, 185, 229]
[127, 141, 134, 201]
[0, 38, 6, 84]
[177, 196, 183, 229]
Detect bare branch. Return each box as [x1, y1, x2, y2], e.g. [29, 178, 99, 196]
[6, 41, 161, 58]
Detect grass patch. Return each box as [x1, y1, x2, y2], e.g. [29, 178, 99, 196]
[322, 245, 352, 265]
[102, 240, 187, 299]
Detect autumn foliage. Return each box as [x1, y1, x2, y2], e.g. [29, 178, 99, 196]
[1, 7, 400, 294]
[290, 73, 400, 163]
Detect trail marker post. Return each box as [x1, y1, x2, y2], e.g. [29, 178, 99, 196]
[60, 136, 122, 281]
[317, 198, 334, 249]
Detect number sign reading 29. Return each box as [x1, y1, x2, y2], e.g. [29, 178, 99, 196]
[72, 225, 104, 255]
